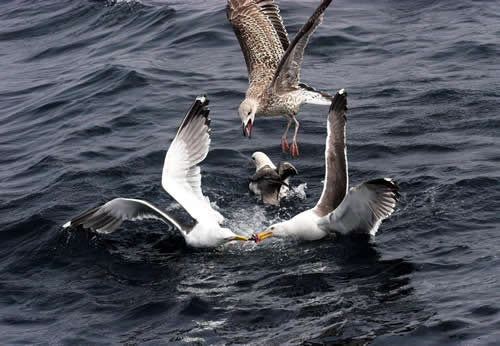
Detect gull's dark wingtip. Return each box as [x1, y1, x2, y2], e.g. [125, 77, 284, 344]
[366, 177, 401, 200]
[179, 95, 211, 133]
[329, 88, 348, 114]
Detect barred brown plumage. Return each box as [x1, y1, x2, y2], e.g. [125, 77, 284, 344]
[227, 0, 334, 157]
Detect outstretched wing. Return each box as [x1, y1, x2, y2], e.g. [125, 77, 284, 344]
[227, 0, 288, 85]
[319, 178, 400, 236]
[314, 89, 348, 217]
[250, 165, 282, 183]
[277, 161, 298, 181]
[271, 0, 332, 92]
[162, 96, 224, 225]
[256, 0, 289, 51]
[62, 198, 186, 234]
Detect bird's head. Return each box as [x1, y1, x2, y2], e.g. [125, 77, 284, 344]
[239, 99, 257, 138]
[251, 151, 274, 170]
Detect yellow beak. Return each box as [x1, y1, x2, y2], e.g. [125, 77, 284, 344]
[254, 231, 273, 243]
[233, 235, 248, 241]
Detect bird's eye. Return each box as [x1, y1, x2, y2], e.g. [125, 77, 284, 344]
[247, 111, 251, 115]
[271, 226, 275, 230]
[252, 157, 255, 160]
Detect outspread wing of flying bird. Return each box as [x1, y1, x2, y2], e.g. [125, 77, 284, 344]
[227, 0, 334, 157]
[251, 90, 400, 243]
[249, 151, 298, 205]
[63, 96, 248, 248]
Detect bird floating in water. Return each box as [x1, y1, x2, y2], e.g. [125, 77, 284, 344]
[63, 96, 248, 248]
[251, 89, 400, 242]
[249, 151, 297, 205]
[227, 0, 334, 156]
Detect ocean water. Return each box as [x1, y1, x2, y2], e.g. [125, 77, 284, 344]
[1, 0, 499, 344]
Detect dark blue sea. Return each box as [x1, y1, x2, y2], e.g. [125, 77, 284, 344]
[1, 0, 499, 344]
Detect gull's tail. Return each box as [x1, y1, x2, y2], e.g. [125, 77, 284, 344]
[299, 82, 333, 105]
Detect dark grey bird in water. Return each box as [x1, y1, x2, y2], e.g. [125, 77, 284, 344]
[249, 152, 298, 205]
[227, 0, 334, 156]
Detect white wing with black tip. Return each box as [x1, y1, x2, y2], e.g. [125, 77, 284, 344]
[318, 178, 400, 236]
[161, 96, 224, 225]
[62, 198, 186, 234]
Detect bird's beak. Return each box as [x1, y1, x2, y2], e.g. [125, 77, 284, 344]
[251, 231, 273, 243]
[232, 235, 248, 242]
[244, 119, 252, 138]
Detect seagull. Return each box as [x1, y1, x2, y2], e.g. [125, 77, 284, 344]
[227, 0, 334, 157]
[249, 151, 298, 205]
[63, 96, 248, 248]
[251, 89, 400, 242]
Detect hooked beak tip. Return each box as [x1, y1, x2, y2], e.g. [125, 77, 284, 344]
[245, 119, 252, 139]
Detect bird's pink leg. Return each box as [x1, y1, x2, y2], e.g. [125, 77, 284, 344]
[281, 117, 292, 153]
[290, 116, 300, 157]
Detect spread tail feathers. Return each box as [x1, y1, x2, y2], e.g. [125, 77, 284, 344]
[299, 83, 332, 105]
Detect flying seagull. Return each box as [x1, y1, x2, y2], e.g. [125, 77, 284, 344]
[249, 151, 297, 205]
[251, 90, 400, 242]
[227, 0, 334, 156]
[63, 96, 248, 248]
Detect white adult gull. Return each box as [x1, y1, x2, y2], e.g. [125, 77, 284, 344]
[227, 0, 334, 156]
[249, 151, 297, 206]
[63, 96, 248, 248]
[251, 89, 400, 242]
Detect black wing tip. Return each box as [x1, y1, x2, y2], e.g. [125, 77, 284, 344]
[323, 0, 333, 7]
[366, 178, 401, 199]
[195, 95, 210, 115]
[314, 0, 333, 17]
[330, 88, 348, 113]
[63, 205, 103, 232]
[180, 95, 211, 132]
[196, 95, 210, 124]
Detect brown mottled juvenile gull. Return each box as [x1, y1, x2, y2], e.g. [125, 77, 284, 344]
[227, 0, 334, 156]
[249, 151, 297, 205]
[251, 90, 400, 242]
[63, 96, 248, 248]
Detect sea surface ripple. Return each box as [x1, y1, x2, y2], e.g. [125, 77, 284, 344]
[0, 0, 499, 344]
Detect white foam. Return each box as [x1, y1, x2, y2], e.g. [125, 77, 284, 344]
[283, 182, 308, 201]
[225, 205, 271, 237]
